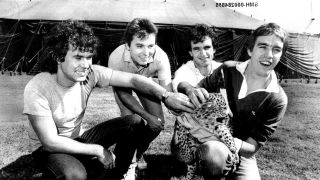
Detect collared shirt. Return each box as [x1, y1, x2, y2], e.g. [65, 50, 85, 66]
[108, 44, 171, 81]
[198, 61, 288, 147]
[236, 60, 279, 99]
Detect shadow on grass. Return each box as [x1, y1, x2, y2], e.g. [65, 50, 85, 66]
[0, 154, 42, 180]
[137, 154, 187, 180]
[0, 154, 186, 180]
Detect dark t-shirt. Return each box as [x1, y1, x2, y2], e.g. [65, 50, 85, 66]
[198, 66, 287, 147]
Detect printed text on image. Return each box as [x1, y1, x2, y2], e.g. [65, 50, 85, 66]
[216, 2, 258, 7]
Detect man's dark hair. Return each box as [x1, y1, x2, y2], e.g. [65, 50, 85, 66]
[124, 18, 158, 46]
[188, 24, 218, 50]
[40, 20, 99, 73]
[247, 22, 288, 53]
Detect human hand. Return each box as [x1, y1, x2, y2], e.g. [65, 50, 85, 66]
[185, 87, 209, 108]
[164, 92, 195, 113]
[96, 147, 116, 169]
[145, 115, 164, 132]
[224, 152, 240, 175]
[233, 138, 243, 155]
[227, 108, 233, 118]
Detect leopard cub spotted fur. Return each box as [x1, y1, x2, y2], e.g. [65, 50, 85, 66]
[171, 93, 239, 180]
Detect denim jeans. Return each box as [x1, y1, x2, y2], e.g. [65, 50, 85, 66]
[227, 156, 260, 180]
[197, 141, 261, 180]
[32, 114, 144, 180]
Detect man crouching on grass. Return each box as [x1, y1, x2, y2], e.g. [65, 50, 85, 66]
[23, 20, 195, 180]
[177, 23, 288, 179]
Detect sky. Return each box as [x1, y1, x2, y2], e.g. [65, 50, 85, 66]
[214, 0, 320, 34]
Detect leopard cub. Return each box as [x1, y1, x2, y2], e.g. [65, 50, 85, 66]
[171, 93, 239, 180]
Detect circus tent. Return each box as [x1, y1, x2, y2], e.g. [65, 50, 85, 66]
[0, 0, 319, 78]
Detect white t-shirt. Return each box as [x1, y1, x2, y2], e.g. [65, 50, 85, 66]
[23, 65, 113, 147]
[172, 60, 222, 92]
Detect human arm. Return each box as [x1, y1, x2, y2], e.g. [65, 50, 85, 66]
[234, 137, 259, 158]
[177, 81, 209, 108]
[28, 114, 115, 169]
[155, 46, 173, 92]
[234, 91, 288, 157]
[158, 79, 173, 92]
[109, 70, 195, 113]
[172, 61, 200, 93]
[223, 60, 238, 67]
[157, 60, 172, 92]
[114, 87, 164, 132]
[176, 66, 225, 106]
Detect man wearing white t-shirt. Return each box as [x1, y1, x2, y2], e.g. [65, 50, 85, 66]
[172, 24, 223, 93]
[23, 20, 194, 180]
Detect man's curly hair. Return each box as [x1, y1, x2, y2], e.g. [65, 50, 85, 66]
[188, 24, 218, 50]
[40, 20, 99, 73]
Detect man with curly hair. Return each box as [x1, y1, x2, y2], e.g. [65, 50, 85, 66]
[23, 20, 194, 180]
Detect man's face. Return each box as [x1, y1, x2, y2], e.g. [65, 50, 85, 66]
[189, 36, 216, 68]
[58, 44, 93, 84]
[248, 34, 284, 77]
[128, 33, 156, 66]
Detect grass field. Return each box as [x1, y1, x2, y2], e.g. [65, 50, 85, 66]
[0, 74, 320, 179]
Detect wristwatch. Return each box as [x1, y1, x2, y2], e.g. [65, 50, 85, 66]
[161, 90, 170, 103]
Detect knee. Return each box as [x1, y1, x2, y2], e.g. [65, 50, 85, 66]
[120, 108, 133, 117]
[44, 166, 87, 180]
[197, 141, 230, 178]
[146, 121, 162, 135]
[62, 166, 87, 180]
[127, 114, 142, 125]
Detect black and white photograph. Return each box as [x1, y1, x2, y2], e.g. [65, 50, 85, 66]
[0, 0, 319, 179]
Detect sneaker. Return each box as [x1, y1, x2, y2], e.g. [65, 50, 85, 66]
[122, 162, 137, 180]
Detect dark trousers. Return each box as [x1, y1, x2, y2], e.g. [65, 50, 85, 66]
[32, 115, 143, 180]
[114, 89, 165, 159]
[135, 91, 165, 158]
